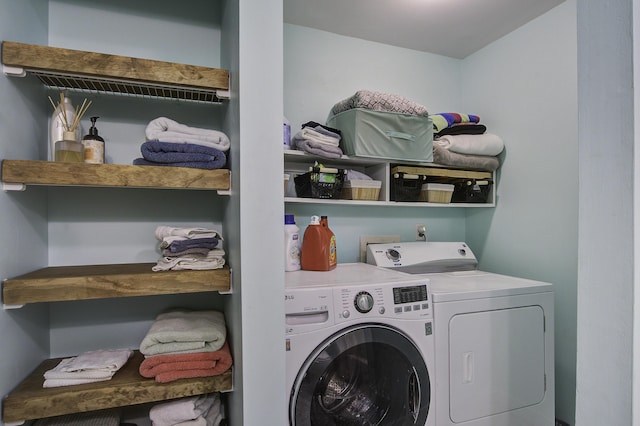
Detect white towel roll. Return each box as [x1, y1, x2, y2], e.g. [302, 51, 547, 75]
[435, 133, 504, 156]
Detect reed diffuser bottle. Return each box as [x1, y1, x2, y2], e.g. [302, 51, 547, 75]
[48, 92, 92, 163]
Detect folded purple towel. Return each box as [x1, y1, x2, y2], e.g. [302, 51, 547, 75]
[134, 141, 227, 169]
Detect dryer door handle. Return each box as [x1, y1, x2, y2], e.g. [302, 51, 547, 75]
[408, 369, 420, 422]
[463, 351, 474, 384]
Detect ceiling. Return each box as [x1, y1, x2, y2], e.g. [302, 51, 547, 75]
[283, 0, 565, 59]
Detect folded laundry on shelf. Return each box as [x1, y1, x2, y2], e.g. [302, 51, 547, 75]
[140, 341, 232, 383]
[160, 237, 222, 253]
[139, 309, 227, 356]
[435, 122, 487, 138]
[146, 117, 230, 152]
[431, 112, 481, 133]
[299, 126, 341, 146]
[156, 226, 222, 241]
[149, 393, 223, 426]
[330, 90, 429, 117]
[133, 141, 227, 170]
[432, 144, 501, 171]
[161, 247, 212, 257]
[292, 136, 343, 159]
[152, 248, 226, 272]
[434, 133, 504, 156]
[291, 120, 344, 159]
[153, 226, 225, 271]
[43, 349, 133, 388]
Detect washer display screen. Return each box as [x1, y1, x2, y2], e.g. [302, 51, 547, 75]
[393, 285, 428, 304]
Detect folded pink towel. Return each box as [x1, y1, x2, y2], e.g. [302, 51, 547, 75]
[139, 341, 232, 383]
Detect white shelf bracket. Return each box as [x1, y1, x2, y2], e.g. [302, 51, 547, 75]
[2, 304, 25, 310]
[219, 268, 233, 295]
[215, 89, 230, 100]
[2, 64, 26, 77]
[2, 182, 26, 191]
[221, 368, 234, 393]
[217, 171, 231, 196]
[215, 75, 231, 100]
[4, 420, 25, 426]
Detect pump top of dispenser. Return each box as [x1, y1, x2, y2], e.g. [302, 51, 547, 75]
[84, 116, 104, 142]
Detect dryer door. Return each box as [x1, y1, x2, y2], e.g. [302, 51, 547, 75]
[290, 324, 431, 426]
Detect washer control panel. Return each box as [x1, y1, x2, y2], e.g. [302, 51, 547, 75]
[335, 280, 432, 323]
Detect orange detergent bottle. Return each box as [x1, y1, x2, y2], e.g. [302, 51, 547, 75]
[320, 215, 337, 269]
[301, 215, 333, 271]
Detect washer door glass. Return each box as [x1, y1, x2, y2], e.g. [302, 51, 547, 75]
[291, 324, 430, 426]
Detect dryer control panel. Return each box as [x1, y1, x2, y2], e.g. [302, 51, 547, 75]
[334, 281, 432, 324]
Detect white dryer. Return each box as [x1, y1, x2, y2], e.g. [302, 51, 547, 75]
[367, 242, 555, 426]
[285, 263, 436, 426]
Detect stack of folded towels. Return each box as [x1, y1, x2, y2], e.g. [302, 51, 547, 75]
[431, 112, 504, 172]
[149, 393, 224, 426]
[133, 117, 229, 170]
[138, 309, 232, 384]
[42, 349, 133, 388]
[291, 120, 344, 159]
[153, 226, 225, 272]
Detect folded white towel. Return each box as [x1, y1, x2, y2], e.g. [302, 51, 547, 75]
[140, 310, 227, 356]
[173, 396, 223, 426]
[146, 117, 230, 152]
[300, 127, 340, 146]
[155, 226, 222, 241]
[435, 133, 504, 156]
[59, 349, 132, 373]
[44, 349, 133, 383]
[150, 394, 220, 426]
[152, 249, 226, 272]
[43, 376, 112, 388]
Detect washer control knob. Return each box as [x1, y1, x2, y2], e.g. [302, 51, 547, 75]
[342, 310, 350, 318]
[378, 306, 386, 315]
[354, 291, 374, 313]
[386, 249, 401, 261]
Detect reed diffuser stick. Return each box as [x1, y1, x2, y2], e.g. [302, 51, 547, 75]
[48, 92, 92, 134]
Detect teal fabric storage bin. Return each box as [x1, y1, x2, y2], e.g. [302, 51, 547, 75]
[327, 108, 433, 162]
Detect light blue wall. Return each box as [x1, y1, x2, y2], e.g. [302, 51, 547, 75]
[0, 1, 50, 421]
[461, 2, 578, 424]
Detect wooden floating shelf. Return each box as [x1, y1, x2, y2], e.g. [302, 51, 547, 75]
[3, 263, 230, 305]
[2, 41, 229, 103]
[1, 160, 230, 191]
[391, 165, 493, 180]
[2, 351, 232, 423]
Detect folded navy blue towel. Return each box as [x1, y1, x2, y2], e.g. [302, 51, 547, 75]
[133, 158, 223, 170]
[134, 141, 227, 169]
[166, 237, 222, 253]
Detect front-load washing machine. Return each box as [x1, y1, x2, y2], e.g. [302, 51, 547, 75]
[367, 242, 555, 426]
[285, 263, 436, 426]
